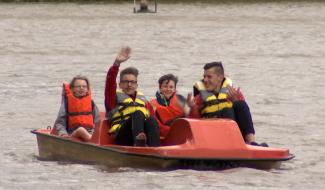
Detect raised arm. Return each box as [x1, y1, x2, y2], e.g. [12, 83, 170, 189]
[115, 46, 131, 65]
[104, 47, 132, 111]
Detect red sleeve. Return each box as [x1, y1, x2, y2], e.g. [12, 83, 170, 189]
[188, 95, 201, 118]
[105, 63, 119, 112]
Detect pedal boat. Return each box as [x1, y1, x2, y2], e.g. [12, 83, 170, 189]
[31, 115, 294, 170]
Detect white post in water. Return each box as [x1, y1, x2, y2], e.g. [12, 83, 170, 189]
[133, 0, 136, 13]
[133, 0, 157, 13]
[154, 0, 157, 13]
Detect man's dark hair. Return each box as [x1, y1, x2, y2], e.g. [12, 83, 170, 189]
[120, 67, 139, 80]
[158, 74, 178, 88]
[203, 61, 224, 75]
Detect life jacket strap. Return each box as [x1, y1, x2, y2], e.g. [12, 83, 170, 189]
[68, 111, 93, 116]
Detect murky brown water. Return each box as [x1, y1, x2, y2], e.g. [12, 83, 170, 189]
[0, 2, 324, 190]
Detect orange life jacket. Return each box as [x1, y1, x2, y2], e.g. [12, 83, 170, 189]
[150, 94, 185, 126]
[63, 83, 94, 130]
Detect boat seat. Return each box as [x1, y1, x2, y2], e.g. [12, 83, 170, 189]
[161, 119, 193, 146]
[162, 118, 247, 149]
[90, 119, 115, 145]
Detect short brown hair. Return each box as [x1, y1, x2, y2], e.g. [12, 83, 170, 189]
[120, 67, 139, 81]
[204, 61, 224, 76]
[69, 75, 90, 90]
[158, 74, 178, 88]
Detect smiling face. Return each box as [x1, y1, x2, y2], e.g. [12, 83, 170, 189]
[159, 80, 176, 99]
[72, 79, 89, 98]
[203, 67, 224, 92]
[119, 74, 138, 96]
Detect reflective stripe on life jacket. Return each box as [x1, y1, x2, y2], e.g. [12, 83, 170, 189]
[150, 94, 185, 126]
[63, 83, 94, 130]
[107, 90, 150, 133]
[194, 78, 233, 118]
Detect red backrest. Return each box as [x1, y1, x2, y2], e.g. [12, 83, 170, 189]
[162, 118, 246, 149]
[162, 119, 193, 146]
[90, 119, 115, 145]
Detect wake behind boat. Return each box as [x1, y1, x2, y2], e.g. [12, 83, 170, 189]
[31, 112, 294, 170]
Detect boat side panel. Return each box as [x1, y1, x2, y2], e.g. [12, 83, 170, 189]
[32, 129, 293, 170]
[35, 133, 177, 169]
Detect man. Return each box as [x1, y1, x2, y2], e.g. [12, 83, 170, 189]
[188, 62, 267, 146]
[105, 47, 160, 147]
